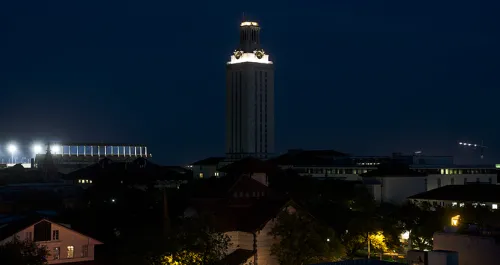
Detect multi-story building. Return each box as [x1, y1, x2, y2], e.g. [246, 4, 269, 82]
[226, 20, 275, 160]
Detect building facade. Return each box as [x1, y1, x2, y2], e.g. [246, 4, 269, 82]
[0, 218, 102, 264]
[226, 21, 275, 160]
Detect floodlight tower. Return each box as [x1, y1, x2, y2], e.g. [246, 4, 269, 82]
[458, 141, 487, 159]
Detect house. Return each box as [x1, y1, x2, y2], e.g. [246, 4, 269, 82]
[360, 163, 427, 204]
[188, 156, 225, 179]
[184, 157, 298, 265]
[408, 183, 500, 210]
[185, 197, 297, 265]
[0, 215, 103, 264]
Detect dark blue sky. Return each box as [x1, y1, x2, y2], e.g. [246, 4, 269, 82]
[0, 1, 499, 165]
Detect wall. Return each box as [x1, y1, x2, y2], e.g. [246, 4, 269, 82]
[433, 232, 500, 265]
[1, 221, 101, 264]
[256, 218, 280, 265]
[381, 176, 427, 204]
[226, 231, 255, 254]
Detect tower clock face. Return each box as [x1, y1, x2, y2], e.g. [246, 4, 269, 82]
[254, 50, 264, 59]
[234, 50, 243, 59]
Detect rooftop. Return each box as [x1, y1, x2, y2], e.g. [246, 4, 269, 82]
[409, 184, 500, 202]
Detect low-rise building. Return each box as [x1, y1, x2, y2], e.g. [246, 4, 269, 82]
[0, 215, 102, 264]
[408, 184, 500, 210]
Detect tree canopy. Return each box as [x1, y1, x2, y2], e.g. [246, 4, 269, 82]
[0, 237, 49, 265]
[270, 209, 345, 265]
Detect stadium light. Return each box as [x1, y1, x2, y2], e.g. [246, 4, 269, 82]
[51, 144, 61, 154]
[7, 144, 17, 164]
[32, 144, 43, 154]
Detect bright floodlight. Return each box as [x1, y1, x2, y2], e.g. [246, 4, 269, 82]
[51, 145, 61, 154]
[7, 144, 17, 153]
[32, 144, 43, 154]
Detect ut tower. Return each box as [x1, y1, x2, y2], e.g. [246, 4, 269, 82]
[225, 20, 275, 160]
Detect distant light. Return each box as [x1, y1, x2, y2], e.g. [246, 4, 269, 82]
[51, 145, 61, 154]
[32, 144, 43, 154]
[451, 215, 460, 226]
[326, 238, 330, 242]
[401, 231, 410, 240]
[7, 144, 17, 154]
[111, 198, 116, 203]
[459, 142, 463, 145]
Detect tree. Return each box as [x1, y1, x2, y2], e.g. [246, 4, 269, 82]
[149, 217, 231, 265]
[270, 210, 345, 265]
[0, 237, 49, 265]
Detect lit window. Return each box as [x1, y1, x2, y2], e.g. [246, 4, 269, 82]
[440, 169, 444, 174]
[452, 202, 457, 207]
[78, 180, 82, 183]
[460, 203, 465, 207]
[67, 246, 74, 258]
[493, 204, 498, 210]
[89, 180, 92, 183]
[214, 172, 219, 177]
[199, 173, 204, 178]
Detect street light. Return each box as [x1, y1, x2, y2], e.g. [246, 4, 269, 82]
[7, 144, 17, 164]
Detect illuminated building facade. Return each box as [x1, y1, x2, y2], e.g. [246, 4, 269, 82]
[34, 143, 150, 174]
[226, 21, 275, 160]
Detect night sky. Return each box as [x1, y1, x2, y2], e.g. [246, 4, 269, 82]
[1, 1, 499, 165]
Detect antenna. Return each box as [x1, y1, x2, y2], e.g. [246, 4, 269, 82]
[458, 140, 487, 159]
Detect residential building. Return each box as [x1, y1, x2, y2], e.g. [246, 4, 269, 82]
[0, 216, 102, 264]
[226, 20, 275, 160]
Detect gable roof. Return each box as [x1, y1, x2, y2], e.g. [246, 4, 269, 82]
[408, 184, 500, 202]
[188, 175, 270, 199]
[190, 157, 225, 166]
[0, 215, 103, 244]
[212, 198, 295, 232]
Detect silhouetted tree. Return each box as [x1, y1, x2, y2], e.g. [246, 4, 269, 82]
[0, 237, 49, 265]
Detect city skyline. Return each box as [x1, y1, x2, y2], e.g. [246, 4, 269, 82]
[1, 1, 499, 164]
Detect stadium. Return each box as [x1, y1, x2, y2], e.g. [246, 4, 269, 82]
[0, 142, 150, 173]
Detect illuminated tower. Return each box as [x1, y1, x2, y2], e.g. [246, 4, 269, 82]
[226, 20, 275, 159]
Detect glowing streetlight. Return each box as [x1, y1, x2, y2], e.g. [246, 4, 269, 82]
[7, 144, 17, 164]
